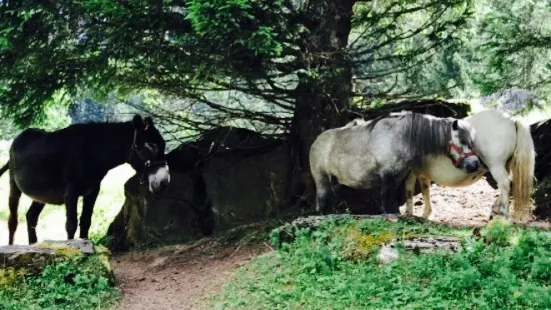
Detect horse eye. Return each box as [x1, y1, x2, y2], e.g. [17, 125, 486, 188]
[145, 142, 157, 151]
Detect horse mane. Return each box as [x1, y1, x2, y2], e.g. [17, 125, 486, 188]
[366, 110, 467, 160]
[404, 112, 454, 159]
[58, 120, 133, 136]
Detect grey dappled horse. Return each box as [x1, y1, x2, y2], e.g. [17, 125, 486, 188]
[0, 115, 170, 245]
[309, 111, 480, 215]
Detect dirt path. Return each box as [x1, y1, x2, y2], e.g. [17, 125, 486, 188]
[111, 239, 272, 310]
[110, 178, 550, 310]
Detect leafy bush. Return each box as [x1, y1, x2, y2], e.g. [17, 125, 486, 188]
[212, 217, 551, 309]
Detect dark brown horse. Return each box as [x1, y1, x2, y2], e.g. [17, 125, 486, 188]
[0, 114, 170, 245]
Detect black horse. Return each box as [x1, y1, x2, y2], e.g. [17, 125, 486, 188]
[0, 114, 170, 245]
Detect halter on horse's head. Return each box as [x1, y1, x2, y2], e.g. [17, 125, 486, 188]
[447, 119, 480, 173]
[127, 115, 170, 194]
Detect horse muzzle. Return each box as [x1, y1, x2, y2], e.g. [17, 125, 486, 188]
[454, 154, 480, 174]
[464, 158, 480, 173]
[148, 166, 171, 195]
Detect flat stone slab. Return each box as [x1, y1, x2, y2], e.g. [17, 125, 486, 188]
[37, 239, 96, 254]
[275, 214, 411, 246]
[378, 236, 462, 263]
[0, 239, 98, 271]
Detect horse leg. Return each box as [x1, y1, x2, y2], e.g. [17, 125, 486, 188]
[419, 177, 433, 218]
[26, 201, 46, 244]
[488, 165, 511, 218]
[312, 170, 332, 214]
[380, 173, 400, 214]
[8, 179, 22, 245]
[404, 172, 417, 216]
[315, 182, 331, 215]
[79, 186, 100, 239]
[64, 188, 79, 240]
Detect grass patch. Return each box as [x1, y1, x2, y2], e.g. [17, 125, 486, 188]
[211, 216, 551, 309]
[0, 255, 120, 310]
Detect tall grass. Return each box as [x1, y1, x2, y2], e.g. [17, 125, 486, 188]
[211, 217, 551, 309]
[0, 139, 134, 245]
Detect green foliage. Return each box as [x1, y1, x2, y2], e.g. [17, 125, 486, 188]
[212, 217, 551, 309]
[480, 217, 515, 247]
[0, 255, 119, 310]
[2, 0, 548, 137]
[470, 0, 551, 96]
[351, 0, 472, 96]
[188, 0, 285, 58]
[0, 0, 474, 129]
[0, 268, 29, 288]
[0, 105, 70, 140]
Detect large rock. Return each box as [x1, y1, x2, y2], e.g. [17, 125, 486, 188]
[166, 126, 281, 172]
[202, 143, 289, 230]
[530, 118, 551, 219]
[344, 98, 471, 121]
[478, 88, 540, 113]
[108, 127, 287, 250]
[0, 239, 113, 283]
[108, 100, 473, 251]
[378, 236, 462, 263]
[107, 171, 211, 250]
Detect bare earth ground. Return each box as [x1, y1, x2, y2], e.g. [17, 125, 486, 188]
[110, 178, 550, 310]
[111, 239, 272, 310]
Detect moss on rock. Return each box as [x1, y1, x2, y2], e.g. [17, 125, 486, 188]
[0, 239, 114, 282]
[341, 224, 396, 260]
[35, 242, 84, 258]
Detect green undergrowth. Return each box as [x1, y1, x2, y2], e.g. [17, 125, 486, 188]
[211, 216, 551, 309]
[0, 255, 120, 310]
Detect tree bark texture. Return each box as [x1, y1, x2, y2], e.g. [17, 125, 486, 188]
[287, 0, 357, 206]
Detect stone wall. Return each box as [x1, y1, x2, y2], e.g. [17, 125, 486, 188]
[107, 99, 473, 251]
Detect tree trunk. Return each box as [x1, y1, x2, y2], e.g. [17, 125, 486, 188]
[287, 0, 357, 208]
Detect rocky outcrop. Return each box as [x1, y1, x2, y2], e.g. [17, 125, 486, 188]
[530, 118, 551, 219]
[107, 171, 210, 250]
[0, 239, 113, 283]
[107, 99, 473, 251]
[202, 143, 289, 230]
[344, 98, 471, 121]
[378, 236, 462, 263]
[107, 127, 288, 251]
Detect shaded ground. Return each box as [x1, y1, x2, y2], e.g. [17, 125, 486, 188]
[111, 239, 272, 310]
[110, 177, 550, 310]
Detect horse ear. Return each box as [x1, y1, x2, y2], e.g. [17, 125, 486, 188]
[452, 120, 459, 131]
[133, 114, 145, 131]
[144, 116, 154, 130]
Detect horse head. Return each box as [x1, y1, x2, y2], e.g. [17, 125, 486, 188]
[448, 119, 480, 173]
[128, 114, 171, 194]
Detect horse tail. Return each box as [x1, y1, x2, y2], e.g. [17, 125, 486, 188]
[510, 119, 536, 221]
[0, 161, 8, 177]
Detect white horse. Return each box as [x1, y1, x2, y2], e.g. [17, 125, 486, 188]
[405, 109, 535, 221]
